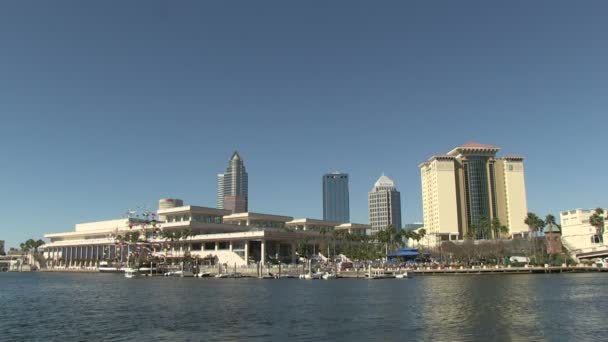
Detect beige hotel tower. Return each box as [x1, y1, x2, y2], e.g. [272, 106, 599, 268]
[419, 143, 528, 246]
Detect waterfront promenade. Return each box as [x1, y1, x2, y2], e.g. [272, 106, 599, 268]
[38, 264, 608, 277]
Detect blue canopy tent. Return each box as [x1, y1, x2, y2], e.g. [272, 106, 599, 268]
[386, 248, 420, 261]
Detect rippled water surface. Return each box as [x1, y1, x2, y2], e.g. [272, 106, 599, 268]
[1, 272, 607, 341]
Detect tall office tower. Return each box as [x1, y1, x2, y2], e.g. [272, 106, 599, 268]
[322, 172, 350, 223]
[419, 143, 528, 244]
[0, 240, 4, 255]
[368, 174, 402, 235]
[216, 151, 248, 213]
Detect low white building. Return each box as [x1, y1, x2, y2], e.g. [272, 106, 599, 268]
[43, 200, 370, 268]
[560, 208, 608, 259]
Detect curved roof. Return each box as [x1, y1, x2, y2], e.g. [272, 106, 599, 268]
[460, 142, 500, 149]
[230, 151, 241, 161]
[447, 142, 501, 156]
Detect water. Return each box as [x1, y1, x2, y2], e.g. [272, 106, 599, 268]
[1, 272, 606, 341]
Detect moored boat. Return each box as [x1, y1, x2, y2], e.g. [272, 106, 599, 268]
[124, 267, 139, 278]
[322, 272, 337, 280]
[98, 261, 123, 273]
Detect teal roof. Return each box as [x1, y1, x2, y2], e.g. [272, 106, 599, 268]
[543, 223, 561, 234]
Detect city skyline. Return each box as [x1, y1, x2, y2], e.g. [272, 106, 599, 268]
[2, 2, 608, 248]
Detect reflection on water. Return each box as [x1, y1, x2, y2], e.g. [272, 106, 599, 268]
[0, 273, 607, 341]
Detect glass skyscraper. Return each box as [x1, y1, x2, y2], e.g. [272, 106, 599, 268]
[217, 151, 248, 213]
[322, 172, 350, 223]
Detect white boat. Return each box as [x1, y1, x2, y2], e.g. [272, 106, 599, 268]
[98, 261, 122, 273]
[299, 271, 323, 279]
[395, 272, 409, 279]
[595, 258, 608, 268]
[367, 265, 394, 279]
[124, 267, 139, 278]
[299, 260, 323, 279]
[369, 272, 394, 279]
[322, 272, 337, 280]
[215, 272, 243, 278]
[197, 272, 213, 278]
[170, 270, 194, 277]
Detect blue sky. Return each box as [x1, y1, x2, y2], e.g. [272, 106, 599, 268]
[1, 1, 607, 249]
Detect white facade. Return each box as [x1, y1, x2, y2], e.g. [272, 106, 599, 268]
[368, 175, 402, 235]
[419, 156, 460, 241]
[494, 157, 528, 235]
[286, 218, 339, 232]
[335, 223, 370, 236]
[560, 208, 608, 258]
[43, 201, 369, 268]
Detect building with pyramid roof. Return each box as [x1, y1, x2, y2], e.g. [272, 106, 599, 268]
[217, 151, 248, 213]
[368, 174, 402, 235]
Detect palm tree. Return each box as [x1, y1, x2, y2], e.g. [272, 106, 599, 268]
[491, 217, 508, 239]
[401, 230, 414, 246]
[524, 212, 544, 262]
[410, 232, 421, 248]
[589, 208, 605, 243]
[545, 214, 557, 226]
[479, 217, 491, 240]
[524, 213, 544, 238]
[545, 214, 560, 232]
[34, 239, 45, 252]
[466, 225, 477, 239]
[375, 227, 389, 257]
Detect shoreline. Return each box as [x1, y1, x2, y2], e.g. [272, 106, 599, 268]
[29, 265, 608, 277]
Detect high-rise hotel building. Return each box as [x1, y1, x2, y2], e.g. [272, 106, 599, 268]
[217, 151, 248, 213]
[419, 143, 528, 245]
[322, 172, 350, 223]
[368, 174, 402, 235]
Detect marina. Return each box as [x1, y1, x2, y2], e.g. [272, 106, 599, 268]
[39, 263, 608, 279]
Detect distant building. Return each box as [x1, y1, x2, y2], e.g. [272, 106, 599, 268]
[403, 223, 423, 231]
[322, 172, 350, 223]
[217, 151, 248, 213]
[0, 240, 4, 255]
[560, 208, 608, 259]
[42, 199, 370, 268]
[543, 223, 562, 255]
[334, 223, 370, 236]
[368, 174, 402, 235]
[158, 198, 184, 221]
[419, 143, 528, 246]
[216, 174, 225, 209]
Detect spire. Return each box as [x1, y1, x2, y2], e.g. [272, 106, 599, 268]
[230, 151, 241, 161]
